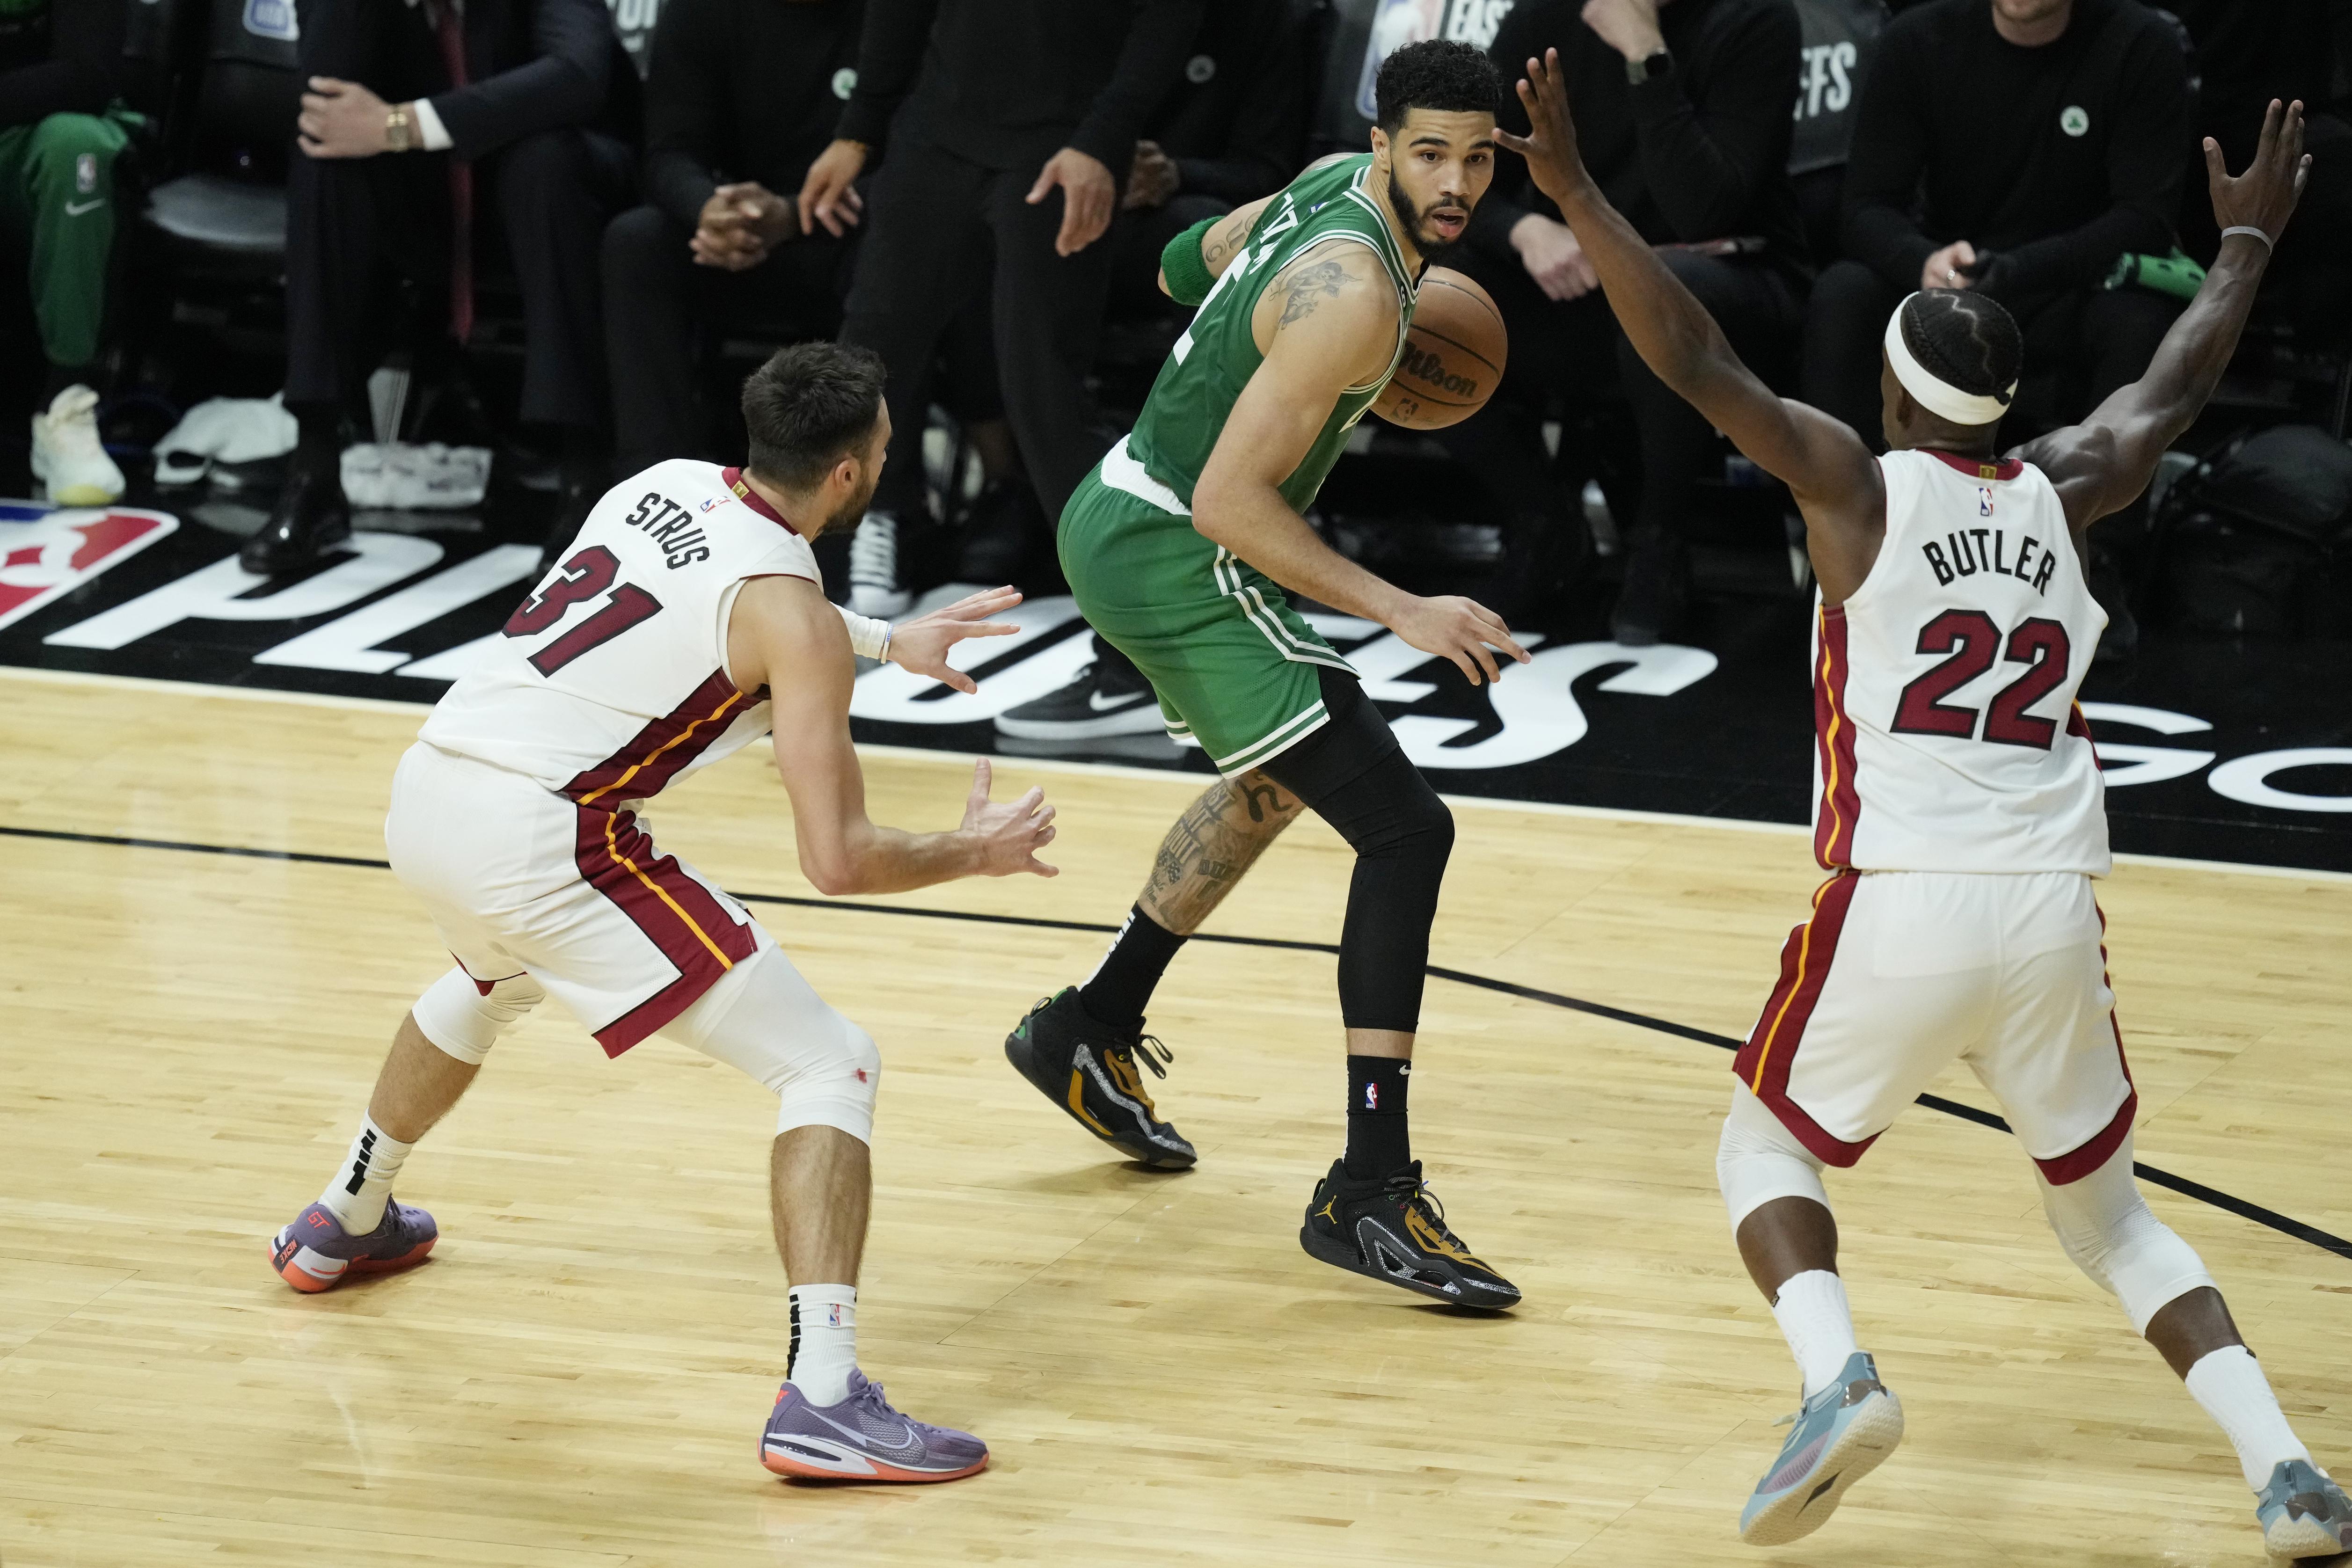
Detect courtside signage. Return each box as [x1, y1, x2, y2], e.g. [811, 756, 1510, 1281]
[0, 503, 178, 634]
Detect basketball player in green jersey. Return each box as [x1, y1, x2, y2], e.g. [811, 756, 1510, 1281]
[1002, 40, 1533, 1309]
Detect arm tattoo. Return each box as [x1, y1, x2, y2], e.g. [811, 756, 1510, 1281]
[1277, 260, 1349, 328]
[1137, 775, 1304, 935]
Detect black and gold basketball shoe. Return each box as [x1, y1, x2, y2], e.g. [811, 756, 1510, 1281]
[1003, 989, 1197, 1168]
[1300, 1159, 1521, 1309]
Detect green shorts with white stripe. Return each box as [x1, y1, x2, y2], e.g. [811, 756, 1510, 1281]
[1058, 445, 1356, 777]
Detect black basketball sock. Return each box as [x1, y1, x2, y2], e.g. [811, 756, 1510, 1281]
[1344, 1055, 1411, 1180]
[1076, 904, 1185, 1035]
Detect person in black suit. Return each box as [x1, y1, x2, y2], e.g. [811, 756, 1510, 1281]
[247, 0, 632, 574]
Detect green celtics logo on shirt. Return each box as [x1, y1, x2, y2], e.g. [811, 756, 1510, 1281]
[2060, 105, 2089, 138]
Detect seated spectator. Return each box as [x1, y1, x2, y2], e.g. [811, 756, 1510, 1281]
[599, 0, 862, 484]
[795, 0, 1202, 618]
[1460, 0, 1805, 642]
[245, 0, 634, 576]
[2170, 0, 2352, 345]
[1801, 0, 2194, 445]
[1107, 0, 1312, 318]
[4, 0, 128, 504]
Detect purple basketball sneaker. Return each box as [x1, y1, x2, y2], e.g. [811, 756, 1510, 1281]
[269, 1201, 438, 1293]
[760, 1371, 989, 1483]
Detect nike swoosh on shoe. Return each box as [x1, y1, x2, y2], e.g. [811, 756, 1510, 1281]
[811, 1409, 925, 1457]
[1088, 689, 1148, 711]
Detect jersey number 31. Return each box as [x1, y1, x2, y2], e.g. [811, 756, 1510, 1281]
[504, 546, 664, 677]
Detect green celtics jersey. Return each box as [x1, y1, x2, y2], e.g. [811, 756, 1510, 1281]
[1128, 154, 1417, 514]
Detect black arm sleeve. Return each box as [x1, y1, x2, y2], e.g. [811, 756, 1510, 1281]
[1174, 2, 1308, 202]
[836, 0, 940, 148]
[1837, 25, 1939, 290]
[1629, 2, 1799, 240]
[1068, 0, 1206, 175]
[431, 0, 612, 159]
[1982, 26, 2191, 299]
[0, 0, 124, 127]
[641, 0, 723, 228]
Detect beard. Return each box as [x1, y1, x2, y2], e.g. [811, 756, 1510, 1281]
[805, 469, 879, 540]
[1388, 169, 1471, 270]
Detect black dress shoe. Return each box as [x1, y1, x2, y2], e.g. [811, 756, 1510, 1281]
[242, 462, 351, 576]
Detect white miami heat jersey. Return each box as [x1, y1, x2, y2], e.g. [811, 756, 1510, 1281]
[1811, 447, 2109, 875]
[419, 459, 816, 802]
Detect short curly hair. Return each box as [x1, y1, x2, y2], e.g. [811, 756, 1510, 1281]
[1374, 38, 1502, 134]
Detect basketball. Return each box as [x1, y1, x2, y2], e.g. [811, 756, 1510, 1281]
[1373, 268, 1506, 430]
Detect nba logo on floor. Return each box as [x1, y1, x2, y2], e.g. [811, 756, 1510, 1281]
[0, 503, 177, 633]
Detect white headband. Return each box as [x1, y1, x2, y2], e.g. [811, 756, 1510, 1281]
[1884, 294, 2015, 426]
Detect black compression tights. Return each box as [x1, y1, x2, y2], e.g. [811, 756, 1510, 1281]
[1260, 672, 1454, 1033]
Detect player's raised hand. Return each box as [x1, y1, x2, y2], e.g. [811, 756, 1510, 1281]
[885, 587, 1025, 695]
[1493, 49, 1594, 211]
[1391, 595, 1532, 688]
[961, 759, 1059, 878]
[2207, 99, 2311, 247]
[797, 139, 869, 237]
[1028, 147, 1116, 256]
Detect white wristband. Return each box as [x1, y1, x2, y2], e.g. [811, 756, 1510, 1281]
[837, 606, 891, 662]
[2220, 225, 2274, 251]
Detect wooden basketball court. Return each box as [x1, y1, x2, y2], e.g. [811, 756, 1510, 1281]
[3, 665, 2346, 1567]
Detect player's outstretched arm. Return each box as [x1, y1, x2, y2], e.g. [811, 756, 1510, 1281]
[1192, 247, 1530, 687]
[730, 574, 1057, 894]
[2016, 101, 2310, 536]
[1497, 49, 1885, 599]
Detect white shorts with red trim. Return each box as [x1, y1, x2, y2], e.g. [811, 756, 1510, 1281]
[386, 741, 768, 1055]
[1732, 869, 2136, 1183]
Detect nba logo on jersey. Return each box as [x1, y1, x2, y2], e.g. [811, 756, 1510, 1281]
[0, 502, 177, 633]
[1978, 486, 1994, 517]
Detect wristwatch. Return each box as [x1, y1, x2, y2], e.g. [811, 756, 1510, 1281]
[1627, 48, 1674, 85]
[385, 103, 415, 153]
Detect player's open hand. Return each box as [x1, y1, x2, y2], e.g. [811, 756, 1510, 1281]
[1494, 49, 1594, 211]
[2207, 98, 2311, 247]
[1392, 595, 1531, 688]
[797, 139, 868, 237]
[886, 586, 1025, 695]
[961, 759, 1058, 878]
[1028, 147, 1116, 256]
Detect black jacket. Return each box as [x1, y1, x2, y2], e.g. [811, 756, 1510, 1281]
[1471, 0, 1805, 268]
[1839, 0, 2193, 301]
[836, 0, 1204, 173]
[1141, 0, 1311, 205]
[0, 0, 122, 127]
[642, 0, 862, 228]
[424, 0, 615, 159]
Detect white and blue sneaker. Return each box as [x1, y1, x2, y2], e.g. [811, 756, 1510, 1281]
[1738, 1350, 1905, 1546]
[2257, 1458, 2352, 1560]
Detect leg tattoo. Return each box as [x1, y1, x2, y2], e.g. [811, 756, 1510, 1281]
[1137, 768, 1304, 936]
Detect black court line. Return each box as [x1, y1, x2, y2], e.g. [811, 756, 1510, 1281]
[10, 820, 2349, 1264]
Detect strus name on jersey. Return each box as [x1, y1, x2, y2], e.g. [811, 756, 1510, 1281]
[1921, 528, 2058, 595]
[620, 490, 716, 569]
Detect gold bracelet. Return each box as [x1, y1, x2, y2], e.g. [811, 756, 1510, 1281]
[386, 104, 414, 153]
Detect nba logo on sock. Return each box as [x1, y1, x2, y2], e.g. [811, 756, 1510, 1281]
[1365, 1084, 1378, 1109]
[0, 503, 178, 634]
[825, 1304, 843, 1328]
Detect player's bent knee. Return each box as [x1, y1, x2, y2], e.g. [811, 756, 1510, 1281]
[773, 1016, 881, 1145]
[1717, 1082, 1829, 1231]
[2038, 1143, 2214, 1334]
[411, 966, 545, 1065]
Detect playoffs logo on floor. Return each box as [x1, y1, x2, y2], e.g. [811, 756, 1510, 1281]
[0, 502, 177, 634]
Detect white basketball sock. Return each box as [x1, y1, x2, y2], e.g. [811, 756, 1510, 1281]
[788, 1285, 858, 1406]
[2185, 1345, 2311, 1490]
[317, 1115, 412, 1235]
[1773, 1269, 1861, 1398]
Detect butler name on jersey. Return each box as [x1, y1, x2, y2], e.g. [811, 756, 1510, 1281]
[1814, 448, 2109, 877]
[420, 459, 814, 801]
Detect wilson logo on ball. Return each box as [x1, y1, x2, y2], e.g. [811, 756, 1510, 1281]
[1398, 343, 1481, 398]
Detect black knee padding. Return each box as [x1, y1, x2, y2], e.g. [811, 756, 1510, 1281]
[1261, 673, 1451, 1034]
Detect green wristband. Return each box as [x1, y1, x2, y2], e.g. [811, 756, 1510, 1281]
[1160, 216, 1221, 307]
